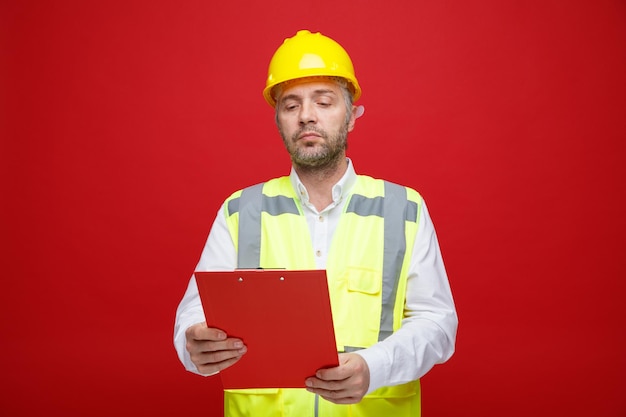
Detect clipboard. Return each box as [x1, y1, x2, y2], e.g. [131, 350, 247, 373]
[194, 269, 339, 389]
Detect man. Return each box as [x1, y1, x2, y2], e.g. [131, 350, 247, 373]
[174, 29, 457, 416]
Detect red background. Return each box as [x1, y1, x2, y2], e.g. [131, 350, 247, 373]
[2, 1, 625, 416]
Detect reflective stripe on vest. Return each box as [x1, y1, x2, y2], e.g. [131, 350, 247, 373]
[229, 182, 300, 269]
[227, 180, 418, 343]
[346, 182, 417, 341]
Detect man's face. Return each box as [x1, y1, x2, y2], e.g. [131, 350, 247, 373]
[275, 79, 356, 169]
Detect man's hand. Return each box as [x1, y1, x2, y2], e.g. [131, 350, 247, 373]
[304, 353, 370, 404]
[185, 322, 247, 375]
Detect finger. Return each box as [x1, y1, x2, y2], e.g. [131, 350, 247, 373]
[203, 327, 227, 341]
[186, 323, 228, 342]
[192, 337, 246, 354]
[306, 353, 369, 404]
[190, 342, 247, 374]
[314, 353, 354, 381]
[319, 394, 361, 405]
[305, 376, 344, 392]
[305, 385, 359, 405]
[196, 353, 245, 375]
[315, 368, 343, 382]
[317, 353, 368, 383]
[194, 344, 247, 364]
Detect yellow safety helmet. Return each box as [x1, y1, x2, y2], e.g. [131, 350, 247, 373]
[263, 30, 361, 107]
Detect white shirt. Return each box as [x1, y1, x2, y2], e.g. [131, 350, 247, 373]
[173, 159, 458, 394]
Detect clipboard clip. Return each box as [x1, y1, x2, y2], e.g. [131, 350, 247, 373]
[237, 276, 286, 282]
[234, 268, 288, 282]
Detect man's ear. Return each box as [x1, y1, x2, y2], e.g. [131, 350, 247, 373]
[348, 105, 364, 132]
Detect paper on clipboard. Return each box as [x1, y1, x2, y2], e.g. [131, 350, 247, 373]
[194, 269, 339, 389]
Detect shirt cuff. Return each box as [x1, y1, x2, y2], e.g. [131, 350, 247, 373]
[354, 346, 389, 394]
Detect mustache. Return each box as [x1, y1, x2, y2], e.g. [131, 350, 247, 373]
[291, 126, 327, 141]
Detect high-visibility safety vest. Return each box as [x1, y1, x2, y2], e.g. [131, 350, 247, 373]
[222, 175, 423, 417]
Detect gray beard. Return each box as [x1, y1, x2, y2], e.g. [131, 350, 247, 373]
[280, 124, 349, 170]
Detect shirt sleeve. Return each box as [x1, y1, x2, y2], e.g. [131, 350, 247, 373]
[355, 199, 458, 393]
[173, 202, 237, 375]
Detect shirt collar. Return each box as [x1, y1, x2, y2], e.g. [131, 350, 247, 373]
[290, 158, 358, 206]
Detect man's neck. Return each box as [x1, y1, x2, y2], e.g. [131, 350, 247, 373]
[294, 157, 348, 212]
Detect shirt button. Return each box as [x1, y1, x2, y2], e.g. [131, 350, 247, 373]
[318, 216, 324, 222]
[316, 250, 322, 257]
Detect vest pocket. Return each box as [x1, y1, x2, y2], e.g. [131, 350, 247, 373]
[347, 267, 382, 294]
[366, 380, 419, 398]
[225, 389, 322, 417]
[338, 267, 383, 348]
[355, 382, 421, 417]
[224, 389, 281, 417]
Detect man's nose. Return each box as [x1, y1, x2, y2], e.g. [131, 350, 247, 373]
[299, 101, 317, 125]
